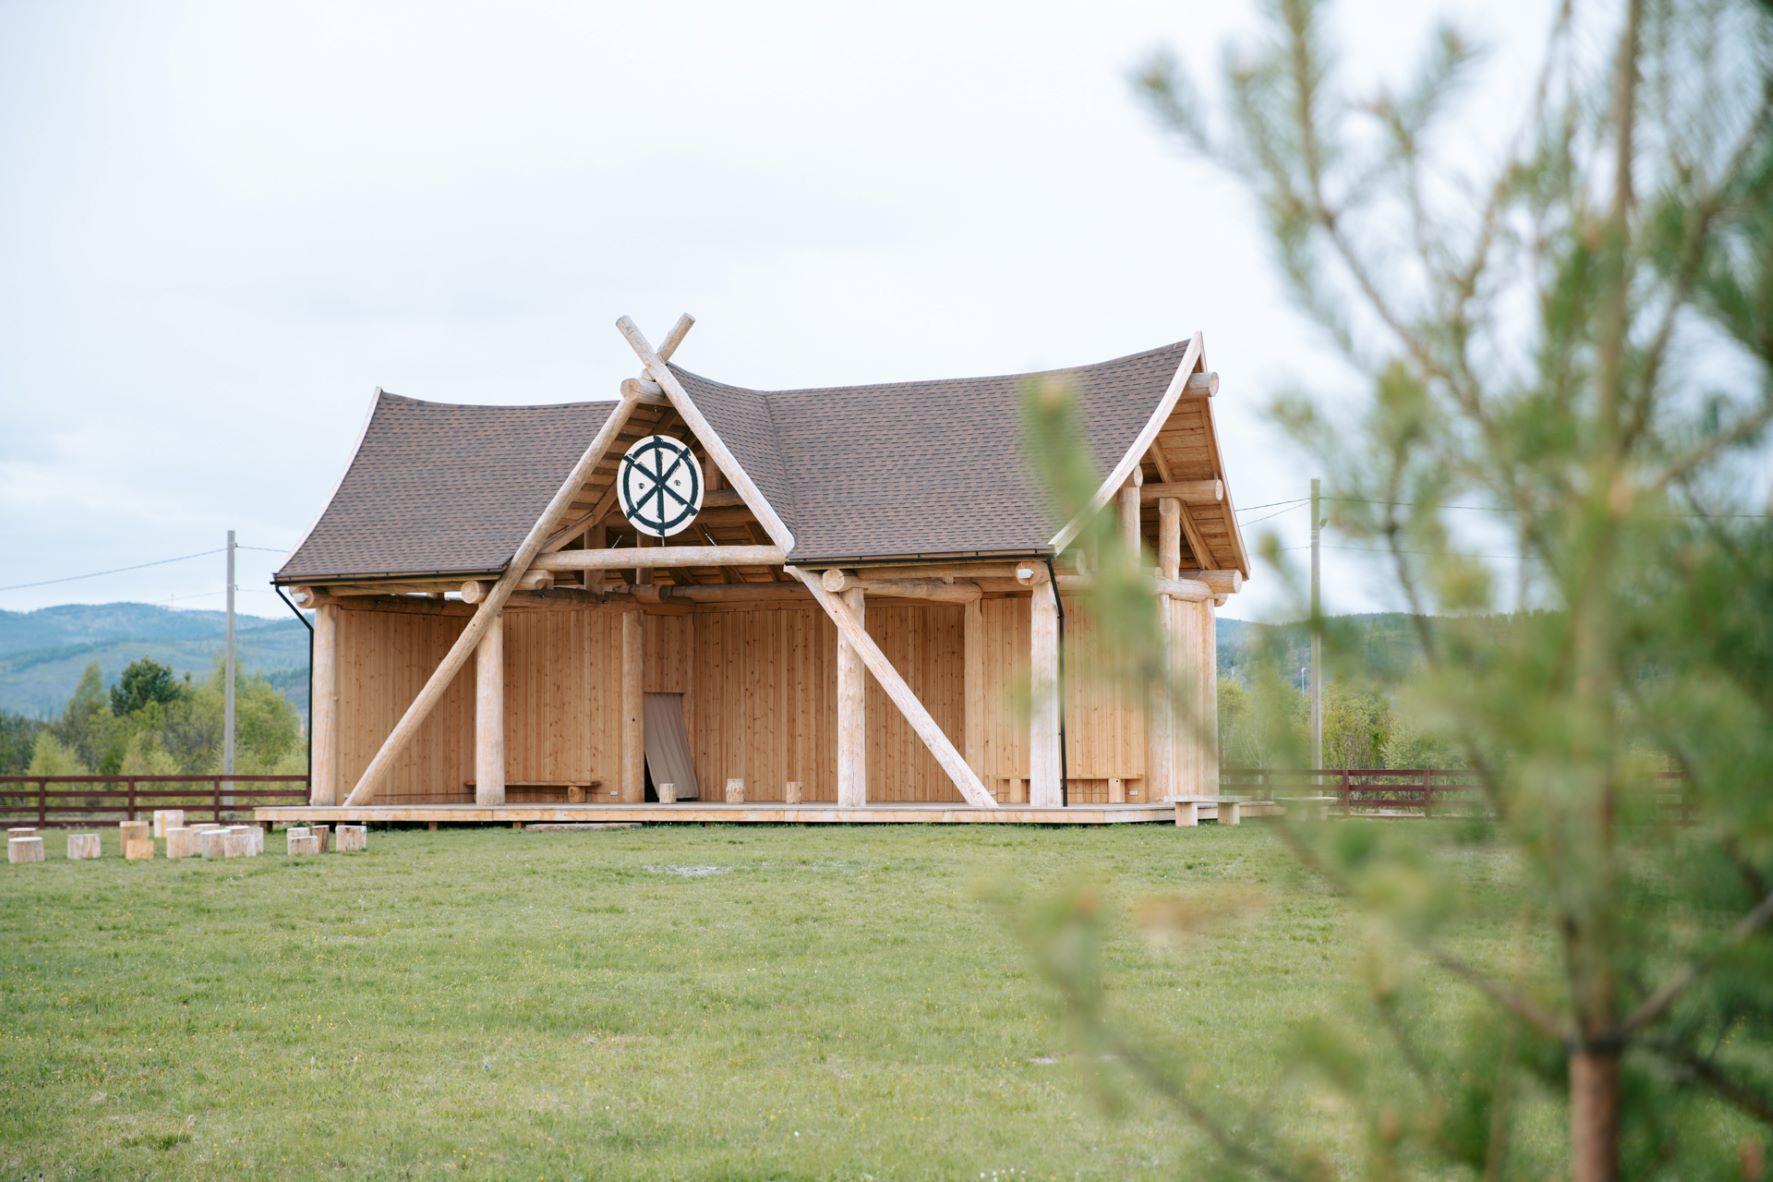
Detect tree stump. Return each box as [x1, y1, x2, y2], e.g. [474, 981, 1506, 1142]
[784, 781, 803, 804]
[119, 820, 150, 846]
[125, 838, 155, 861]
[152, 809, 185, 838]
[198, 829, 229, 858]
[725, 778, 745, 804]
[223, 827, 254, 858]
[287, 833, 320, 855]
[166, 827, 199, 859]
[310, 824, 331, 853]
[335, 824, 367, 852]
[66, 833, 101, 860]
[7, 826, 37, 840]
[8, 836, 45, 864]
[657, 781, 677, 804]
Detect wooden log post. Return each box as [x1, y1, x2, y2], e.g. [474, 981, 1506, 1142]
[1028, 574, 1063, 807]
[724, 778, 746, 804]
[67, 833, 101, 860]
[475, 613, 506, 806]
[335, 824, 367, 852]
[166, 827, 199, 859]
[836, 585, 867, 807]
[310, 602, 340, 805]
[152, 809, 185, 838]
[9, 836, 45, 864]
[1149, 496, 1183, 801]
[621, 608, 644, 803]
[792, 568, 996, 808]
[963, 598, 986, 786]
[1119, 471, 1143, 556]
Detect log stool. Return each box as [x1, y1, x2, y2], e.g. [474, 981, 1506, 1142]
[8, 835, 45, 864]
[166, 827, 199, 859]
[152, 809, 185, 838]
[66, 833, 101, 860]
[784, 781, 803, 804]
[125, 837, 155, 861]
[725, 778, 746, 804]
[335, 824, 367, 852]
[119, 819, 150, 846]
[287, 832, 320, 855]
[198, 829, 229, 859]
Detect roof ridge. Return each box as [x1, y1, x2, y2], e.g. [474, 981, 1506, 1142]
[375, 390, 622, 413]
[669, 339, 1190, 400]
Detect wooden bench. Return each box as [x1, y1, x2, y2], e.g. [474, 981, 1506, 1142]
[463, 780, 603, 804]
[1173, 796, 1250, 827]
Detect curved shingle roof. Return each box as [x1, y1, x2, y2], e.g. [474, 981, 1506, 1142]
[277, 393, 614, 582]
[277, 340, 1236, 583]
[673, 340, 1192, 562]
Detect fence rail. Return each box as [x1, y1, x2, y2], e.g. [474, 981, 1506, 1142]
[1222, 768, 1688, 819]
[0, 775, 310, 827]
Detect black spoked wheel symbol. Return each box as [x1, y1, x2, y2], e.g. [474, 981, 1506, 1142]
[619, 436, 702, 537]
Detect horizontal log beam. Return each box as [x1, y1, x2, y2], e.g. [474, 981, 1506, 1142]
[534, 545, 785, 572]
[1055, 573, 1211, 602]
[1184, 371, 1218, 398]
[820, 569, 981, 602]
[1178, 568, 1243, 595]
[1141, 479, 1223, 505]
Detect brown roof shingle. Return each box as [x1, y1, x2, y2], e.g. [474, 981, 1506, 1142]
[277, 393, 614, 582]
[674, 340, 1192, 562]
[277, 341, 1203, 582]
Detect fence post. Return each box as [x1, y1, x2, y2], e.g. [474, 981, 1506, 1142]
[1422, 770, 1433, 818]
[212, 777, 222, 823]
[1340, 768, 1350, 813]
[126, 777, 137, 821]
[38, 778, 48, 827]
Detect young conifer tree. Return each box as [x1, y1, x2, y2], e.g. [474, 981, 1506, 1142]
[1021, 1, 1773, 1177]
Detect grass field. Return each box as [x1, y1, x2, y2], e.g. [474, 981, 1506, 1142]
[1, 823, 1516, 1179]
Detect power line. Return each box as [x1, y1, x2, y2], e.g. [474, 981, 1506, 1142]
[1236, 497, 1310, 515]
[1325, 495, 1770, 519]
[1240, 501, 1309, 527]
[235, 544, 291, 554]
[0, 547, 225, 594]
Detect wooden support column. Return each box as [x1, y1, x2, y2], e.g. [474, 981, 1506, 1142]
[1147, 497, 1183, 801]
[474, 613, 505, 806]
[1029, 576, 1062, 807]
[309, 602, 339, 806]
[1119, 470, 1143, 557]
[963, 597, 985, 785]
[836, 586, 866, 807]
[1201, 600, 1219, 795]
[621, 607, 644, 802]
[792, 568, 995, 808]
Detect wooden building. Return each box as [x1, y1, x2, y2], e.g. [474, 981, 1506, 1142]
[262, 316, 1248, 825]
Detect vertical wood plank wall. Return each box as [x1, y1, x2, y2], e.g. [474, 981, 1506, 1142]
[332, 594, 1214, 805]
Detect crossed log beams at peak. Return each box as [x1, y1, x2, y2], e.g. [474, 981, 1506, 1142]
[340, 315, 698, 808]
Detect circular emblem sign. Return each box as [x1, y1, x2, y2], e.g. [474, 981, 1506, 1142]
[618, 435, 703, 538]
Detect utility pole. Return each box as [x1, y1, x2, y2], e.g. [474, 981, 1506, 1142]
[1309, 479, 1323, 770]
[224, 529, 236, 794]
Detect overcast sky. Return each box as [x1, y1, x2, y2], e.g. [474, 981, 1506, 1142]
[0, 0, 1556, 620]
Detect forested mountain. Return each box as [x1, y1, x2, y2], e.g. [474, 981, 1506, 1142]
[0, 603, 308, 719]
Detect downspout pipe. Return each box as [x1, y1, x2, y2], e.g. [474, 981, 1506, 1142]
[1041, 556, 1069, 808]
[273, 585, 314, 803]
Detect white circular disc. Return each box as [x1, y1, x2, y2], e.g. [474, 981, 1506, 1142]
[618, 435, 704, 538]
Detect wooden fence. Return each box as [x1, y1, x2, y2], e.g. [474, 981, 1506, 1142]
[1223, 767, 1690, 819]
[0, 775, 310, 827]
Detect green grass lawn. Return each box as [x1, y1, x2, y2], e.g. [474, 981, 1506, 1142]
[1, 823, 1510, 1179]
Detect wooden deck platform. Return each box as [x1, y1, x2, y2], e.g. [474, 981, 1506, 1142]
[254, 802, 1176, 826]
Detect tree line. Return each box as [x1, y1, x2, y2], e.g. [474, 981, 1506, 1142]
[0, 657, 304, 777]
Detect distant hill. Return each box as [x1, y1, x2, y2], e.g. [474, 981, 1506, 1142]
[0, 603, 309, 720]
